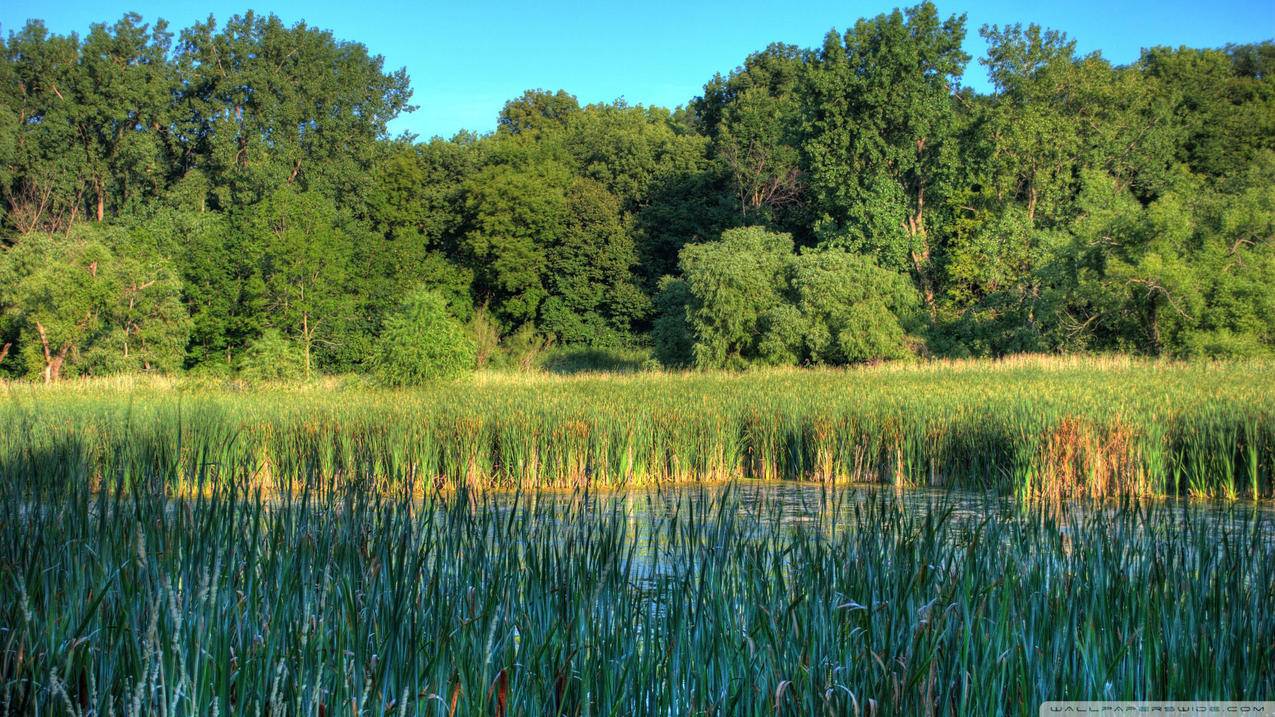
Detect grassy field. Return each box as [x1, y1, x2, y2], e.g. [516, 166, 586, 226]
[2, 477, 1272, 714]
[3, 356, 1273, 714]
[2, 356, 1272, 499]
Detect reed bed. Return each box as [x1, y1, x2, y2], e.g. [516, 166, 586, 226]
[2, 463, 1272, 715]
[2, 357, 1271, 499]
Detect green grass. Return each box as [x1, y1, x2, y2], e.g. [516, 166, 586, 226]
[2, 472, 1272, 715]
[2, 356, 1271, 499]
[2, 356, 1272, 714]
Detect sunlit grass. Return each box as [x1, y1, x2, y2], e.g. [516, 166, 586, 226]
[2, 355, 1271, 499]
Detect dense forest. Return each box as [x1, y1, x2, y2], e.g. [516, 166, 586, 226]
[0, 3, 1272, 381]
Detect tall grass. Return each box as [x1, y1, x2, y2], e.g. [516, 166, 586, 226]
[1, 461, 1272, 714]
[1, 356, 1272, 499]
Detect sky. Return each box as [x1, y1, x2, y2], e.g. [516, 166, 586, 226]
[3, 0, 1273, 140]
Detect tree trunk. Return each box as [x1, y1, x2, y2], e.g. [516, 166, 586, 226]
[302, 313, 313, 380]
[47, 354, 64, 383]
[907, 182, 937, 318]
[36, 321, 54, 384]
[35, 321, 71, 383]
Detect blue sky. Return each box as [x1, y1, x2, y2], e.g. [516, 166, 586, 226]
[3, 0, 1272, 139]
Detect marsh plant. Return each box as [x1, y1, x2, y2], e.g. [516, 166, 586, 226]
[1, 466, 1271, 715]
[1, 357, 1271, 500]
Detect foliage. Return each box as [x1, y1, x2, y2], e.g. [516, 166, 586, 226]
[236, 328, 304, 381]
[789, 250, 920, 363]
[2, 6, 1274, 373]
[661, 226, 919, 368]
[368, 288, 476, 385]
[0, 225, 189, 380]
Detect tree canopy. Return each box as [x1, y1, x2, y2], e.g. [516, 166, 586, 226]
[1, 4, 1271, 380]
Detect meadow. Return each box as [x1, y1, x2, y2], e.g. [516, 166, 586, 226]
[1, 356, 1272, 499]
[2, 356, 1274, 715]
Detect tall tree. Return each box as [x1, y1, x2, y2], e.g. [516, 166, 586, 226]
[244, 187, 355, 377]
[172, 12, 412, 206]
[802, 2, 969, 312]
[694, 44, 808, 226]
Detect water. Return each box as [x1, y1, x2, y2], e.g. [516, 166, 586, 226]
[462, 480, 1275, 591]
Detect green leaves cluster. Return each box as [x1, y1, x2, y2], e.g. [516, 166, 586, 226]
[368, 289, 476, 385]
[0, 224, 188, 380]
[655, 227, 918, 368]
[1, 3, 1272, 380]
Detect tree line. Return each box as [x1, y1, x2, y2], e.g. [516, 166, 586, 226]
[1, 4, 1271, 381]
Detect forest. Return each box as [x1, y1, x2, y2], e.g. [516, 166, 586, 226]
[1, 3, 1272, 381]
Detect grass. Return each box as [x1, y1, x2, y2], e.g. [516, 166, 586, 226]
[2, 356, 1272, 714]
[1, 356, 1271, 499]
[1, 471, 1271, 715]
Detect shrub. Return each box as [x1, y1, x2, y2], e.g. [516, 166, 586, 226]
[237, 329, 306, 381]
[655, 226, 919, 368]
[370, 289, 476, 385]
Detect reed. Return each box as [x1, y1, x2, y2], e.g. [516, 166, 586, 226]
[1, 356, 1272, 499]
[1, 465, 1271, 715]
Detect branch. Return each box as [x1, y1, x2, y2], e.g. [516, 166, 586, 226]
[1126, 277, 1194, 321]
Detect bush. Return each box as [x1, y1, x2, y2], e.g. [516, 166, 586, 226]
[501, 323, 553, 372]
[541, 346, 652, 374]
[369, 289, 476, 385]
[237, 329, 306, 381]
[654, 227, 919, 369]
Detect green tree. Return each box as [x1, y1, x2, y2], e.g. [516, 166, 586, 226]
[497, 89, 580, 136]
[651, 276, 695, 368]
[1142, 42, 1275, 179]
[694, 44, 808, 226]
[459, 163, 562, 327]
[237, 328, 304, 381]
[678, 226, 793, 369]
[369, 289, 475, 385]
[790, 250, 920, 364]
[802, 2, 968, 312]
[173, 11, 412, 205]
[657, 227, 919, 368]
[244, 187, 355, 377]
[0, 225, 189, 380]
[540, 178, 648, 346]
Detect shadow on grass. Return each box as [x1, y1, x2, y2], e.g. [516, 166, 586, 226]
[540, 347, 653, 375]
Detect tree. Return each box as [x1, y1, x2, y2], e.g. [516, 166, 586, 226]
[0, 225, 189, 380]
[678, 226, 793, 369]
[172, 11, 412, 205]
[694, 44, 808, 226]
[1, 21, 89, 233]
[802, 2, 969, 313]
[459, 163, 561, 327]
[540, 178, 648, 346]
[658, 226, 918, 369]
[651, 276, 695, 368]
[497, 89, 580, 136]
[1046, 163, 1274, 358]
[790, 250, 919, 363]
[979, 24, 1085, 228]
[237, 328, 304, 381]
[244, 186, 355, 377]
[1142, 42, 1275, 180]
[369, 289, 476, 385]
